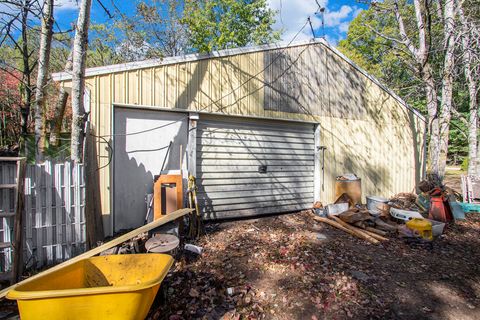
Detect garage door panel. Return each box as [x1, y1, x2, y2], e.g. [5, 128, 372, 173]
[198, 165, 313, 173]
[198, 132, 314, 144]
[197, 186, 313, 200]
[198, 146, 313, 155]
[202, 204, 312, 218]
[199, 120, 312, 134]
[198, 152, 314, 161]
[198, 171, 313, 180]
[197, 117, 315, 219]
[200, 197, 313, 212]
[199, 181, 314, 192]
[199, 127, 314, 139]
[197, 158, 314, 167]
[198, 138, 313, 151]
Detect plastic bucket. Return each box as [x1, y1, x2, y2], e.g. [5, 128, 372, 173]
[366, 196, 389, 215]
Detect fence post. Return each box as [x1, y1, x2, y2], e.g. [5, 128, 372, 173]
[84, 122, 104, 248]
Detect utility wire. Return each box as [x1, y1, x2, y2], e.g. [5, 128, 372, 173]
[91, 18, 310, 170]
[94, 18, 309, 139]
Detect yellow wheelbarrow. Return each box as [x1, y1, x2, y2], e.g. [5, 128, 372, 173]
[7, 253, 173, 320]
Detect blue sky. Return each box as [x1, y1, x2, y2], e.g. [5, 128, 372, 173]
[53, 0, 368, 46]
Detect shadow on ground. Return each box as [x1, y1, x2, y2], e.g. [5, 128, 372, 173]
[148, 211, 480, 320]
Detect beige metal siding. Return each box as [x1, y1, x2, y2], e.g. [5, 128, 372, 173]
[59, 41, 425, 225]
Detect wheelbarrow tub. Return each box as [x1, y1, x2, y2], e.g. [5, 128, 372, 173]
[7, 253, 173, 320]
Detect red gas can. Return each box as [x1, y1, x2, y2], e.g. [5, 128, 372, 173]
[429, 188, 453, 222]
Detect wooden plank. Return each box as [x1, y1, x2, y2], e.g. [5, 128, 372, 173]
[63, 161, 72, 258]
[12, 159, 25, 283]
[0, 212, 15, 218]
[73, 163, 82, 246]
[0, 157, 25, 162]
[44, 161, 53, 265]
[54, 163, 63, 261]
[0, 208, 192, 300]
[34, 164, 43, 268]
[24, 165, 33, 267]
[0, 184, 17, 189]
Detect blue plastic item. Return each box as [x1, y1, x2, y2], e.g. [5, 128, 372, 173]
[460, 202, 480, 213]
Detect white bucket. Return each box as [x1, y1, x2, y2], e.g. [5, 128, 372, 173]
[366, 196, 389, 215]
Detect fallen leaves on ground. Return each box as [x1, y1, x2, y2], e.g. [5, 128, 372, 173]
[148, 212, 480, 320]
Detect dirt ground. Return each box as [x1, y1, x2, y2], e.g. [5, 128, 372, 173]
[149, 211, 480, 320]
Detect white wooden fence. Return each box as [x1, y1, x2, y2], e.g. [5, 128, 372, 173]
[0, 160, 86, 272]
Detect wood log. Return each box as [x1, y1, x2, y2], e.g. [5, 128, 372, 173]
[0, 208, 193, 299]
[312, 216, 378, 244]
[365, 227, 388, 237]
[328, 214, 381, 244]
[313, 215, 379, 244]
[362, 229, 389, 241]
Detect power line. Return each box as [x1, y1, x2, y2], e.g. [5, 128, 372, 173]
[94, 18, 309, 139]
[91, 18, 310, 170]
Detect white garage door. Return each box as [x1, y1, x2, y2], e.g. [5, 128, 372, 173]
[197, 116, 315, 219]
[113, 107, 187, 231]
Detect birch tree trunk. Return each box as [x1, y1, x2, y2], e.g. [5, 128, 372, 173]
[392, 0, 441, 179]
[50, 50, 73, 147]
[71, 0, 92, 163]
[33, 0, 54, 161]
[458, 5, 479, 175]
[437, 0, 456, 179]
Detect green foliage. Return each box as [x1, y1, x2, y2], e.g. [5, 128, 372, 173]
[182, 0, 280, 53]
[337, 1, 470, 164]
[461, 157, 469, 171]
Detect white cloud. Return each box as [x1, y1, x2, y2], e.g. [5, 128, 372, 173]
[55, 0, 79, 11]
[338, 21, 350, 33]
[267, 0, 326, 41]
[267, 0, 360, 44]
[324, 5, 352, 27]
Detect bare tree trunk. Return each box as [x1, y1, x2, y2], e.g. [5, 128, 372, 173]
[49, 88, 68, 146]
[71, 0, 92, 163]
[437, 0, 456, 179]
[33, 0, 54, 161]
[458, 5, 479, 175]
[422, 65, 441, 176]
[50, 50, 73, 147]
[20, 0, 32, 137]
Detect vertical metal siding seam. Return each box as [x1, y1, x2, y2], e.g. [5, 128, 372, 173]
[138, 69, 142, 105]
[151, 68, 155, 106]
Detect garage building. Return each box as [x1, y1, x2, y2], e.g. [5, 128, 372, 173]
[53, 39, 426, 236]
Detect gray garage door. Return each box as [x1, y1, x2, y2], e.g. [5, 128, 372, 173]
[197, 116, 315, 219]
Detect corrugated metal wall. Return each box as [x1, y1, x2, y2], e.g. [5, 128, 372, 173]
[59, 41, 425, 229]
[196, 116, 314, 219]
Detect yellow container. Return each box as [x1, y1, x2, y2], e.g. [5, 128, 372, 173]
[406, 218, 433, 240]
[7, 254, 173, 320]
